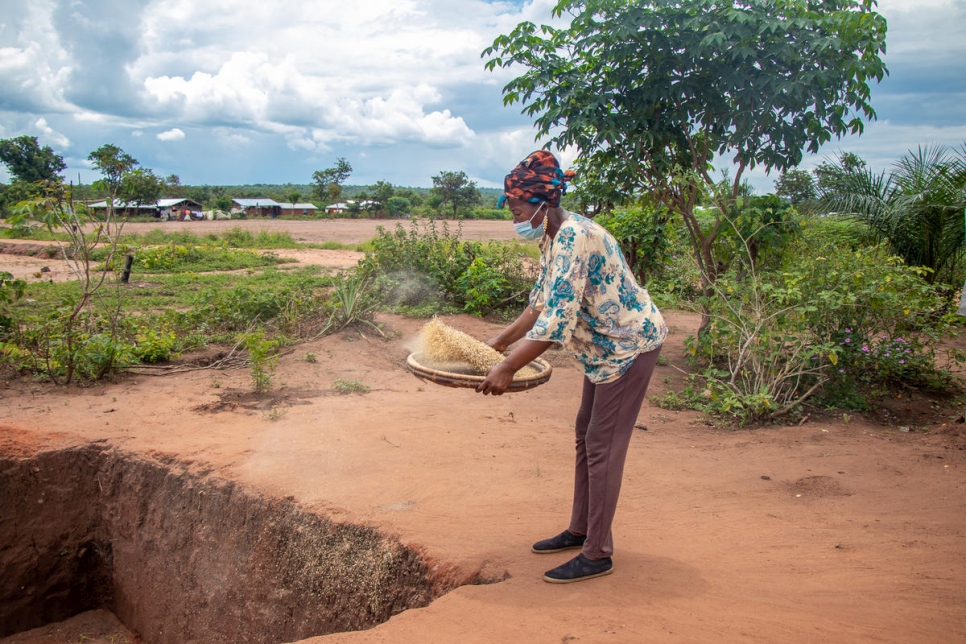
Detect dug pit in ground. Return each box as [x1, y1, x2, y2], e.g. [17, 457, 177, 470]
[0, 444, 497, 643]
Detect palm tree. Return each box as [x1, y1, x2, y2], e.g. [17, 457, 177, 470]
[821, 145, 966, 286]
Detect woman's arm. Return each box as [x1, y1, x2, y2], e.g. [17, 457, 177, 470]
[486, 305, 541, 352]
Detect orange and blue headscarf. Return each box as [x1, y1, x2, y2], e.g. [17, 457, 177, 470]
[498, 150, 575, 208]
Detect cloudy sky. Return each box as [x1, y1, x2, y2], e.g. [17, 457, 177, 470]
[1, 0, 964, 194]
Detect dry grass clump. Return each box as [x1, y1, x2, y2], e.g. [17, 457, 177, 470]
[416, 318, 538, 378]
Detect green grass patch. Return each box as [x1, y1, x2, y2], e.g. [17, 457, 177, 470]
[96, 244, 292, 274]
[0, 225, 65, 242]
[304, 240, 366, 251]
[333, 378, 370, 394]
[8, 266, 334, 330]
[117, 227, 303, 250]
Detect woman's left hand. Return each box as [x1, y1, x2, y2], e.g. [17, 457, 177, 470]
[476, 361, 516, 396]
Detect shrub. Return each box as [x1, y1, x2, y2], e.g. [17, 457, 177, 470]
[361, 219, 535, 316]
[456, 256, 512, 313]
[596, 202, 672, 286]
[4, 311, 139, 382]
[333, 378, 370, 394]
[134, 328, 178, 363]
[188, 273, 330, 336]
[324, 271, 380, 334]
[0, 271, 26, 333]
[677, 220, 962, 424]
[121, 243, 283, 273]
[243, 330, 278, 393]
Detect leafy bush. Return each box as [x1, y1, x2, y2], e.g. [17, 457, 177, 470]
[0, 271, 26, 332]
[672, 221, 962, 424]
[596, 202, 672, 285]
[134, 328, 178, 363]
[361, 220, 535, 316]
[785, 241, 960, 396]
[243, 330, 279, 393]
[682, 267, 837, 424]
[121, 243, 284, 273]
[4, 310, 138, 382]
[457, 256, 512, 313]
[220, 228, 300, 249]
[187, 274, 325, 335]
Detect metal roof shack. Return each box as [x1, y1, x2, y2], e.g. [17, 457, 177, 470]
[156, 198, 204, 220]
[324, 202, 351, 213]
[323, 200, 380, 215]
[231, 198, 281, 218]
[87, 198, 202, 219]
[278, 202, 318, 216]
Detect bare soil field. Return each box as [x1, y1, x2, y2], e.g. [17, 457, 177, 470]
[1, 219, 965, 643]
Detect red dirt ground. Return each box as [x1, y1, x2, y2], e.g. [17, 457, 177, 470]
[1, 219, 965, 643]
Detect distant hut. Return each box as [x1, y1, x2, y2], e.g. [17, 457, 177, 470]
[324, 202, 352, 214]
[231, 198, 282, 218]
[278, 202, 318, 216]
[87, 198, 202, 219]
[323, 200, 379, 216]
[156, 198, 203, 221]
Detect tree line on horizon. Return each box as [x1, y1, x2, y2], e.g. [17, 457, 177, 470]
[0, 137, 505, 220]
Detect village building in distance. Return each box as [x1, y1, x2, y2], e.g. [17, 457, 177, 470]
[87, 198, 204, 220]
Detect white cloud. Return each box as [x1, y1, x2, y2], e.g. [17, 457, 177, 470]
[143, 52, 475, 148]
[879, 0, 958, 10]
[215, 129, 251, 146]
[0, 0, 962, 188]
[157, 128, 185, 141]
[0, 1, 73, 113]
[812, 121, 966, 168]
[740, 119, 966, 194]
[34, 116, 70, 148]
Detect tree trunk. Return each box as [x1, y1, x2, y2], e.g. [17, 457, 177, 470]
[121, 254, 134, 284]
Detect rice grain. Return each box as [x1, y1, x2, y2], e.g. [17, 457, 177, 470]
[417, 319, 538, 378]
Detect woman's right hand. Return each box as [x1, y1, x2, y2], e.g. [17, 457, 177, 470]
[476, 361, 515, 396]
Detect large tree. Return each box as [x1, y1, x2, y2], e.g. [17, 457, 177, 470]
[87, 144, 163, 219]
[120, 168, 164, 208]
[312, 157, 353, 204]
[815, 151, 868, 198]
[484, 0, 888, 301]
[0, 135, 66, 183]
[430, 170, 480, 218]
[88, 144, 138, 196]
[774, 169, 818, 206]
[370, 180, 396, 209]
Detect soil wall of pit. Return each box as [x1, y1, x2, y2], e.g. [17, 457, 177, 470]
[0, 444, 470, 643]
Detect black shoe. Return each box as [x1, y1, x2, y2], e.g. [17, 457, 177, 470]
[531, 530, 586, 554]
[543, 553, 614, 584]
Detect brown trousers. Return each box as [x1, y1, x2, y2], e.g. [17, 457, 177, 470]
[568, 346, 662, 560]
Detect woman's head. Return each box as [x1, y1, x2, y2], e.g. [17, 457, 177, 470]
[499, 150, 574, 210]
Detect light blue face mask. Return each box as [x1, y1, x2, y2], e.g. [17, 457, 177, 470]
[514, 202, 546, 240]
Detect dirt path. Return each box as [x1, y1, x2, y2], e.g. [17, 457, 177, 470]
[1, 220, 965, 643]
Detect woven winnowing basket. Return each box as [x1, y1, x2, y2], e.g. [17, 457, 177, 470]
[407, 319, 552, 390]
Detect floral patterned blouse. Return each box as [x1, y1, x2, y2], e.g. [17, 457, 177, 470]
[525, 211, 667, 384]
